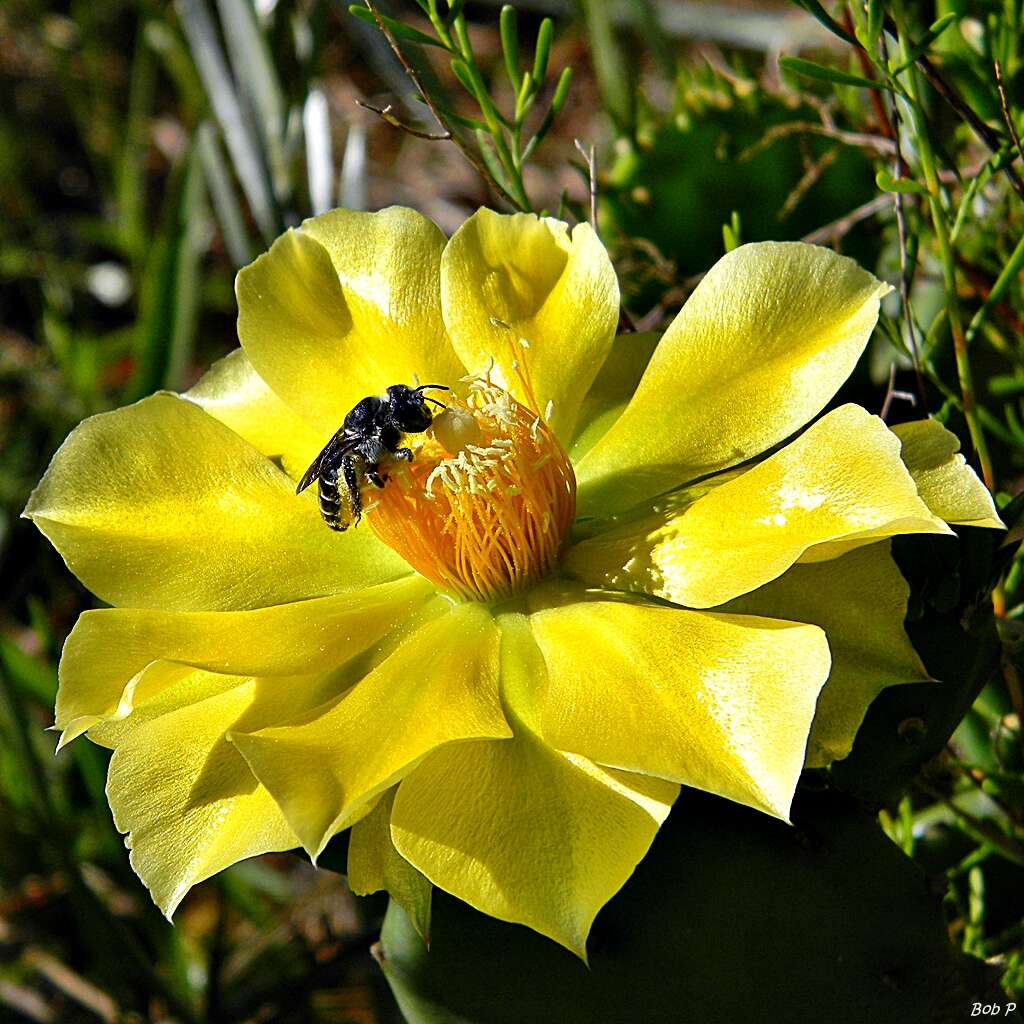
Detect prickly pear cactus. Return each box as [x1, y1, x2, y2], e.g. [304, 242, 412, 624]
[377, 790, 996, 1024]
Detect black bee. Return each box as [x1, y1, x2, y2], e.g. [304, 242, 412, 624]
[296, 384, 448, 531]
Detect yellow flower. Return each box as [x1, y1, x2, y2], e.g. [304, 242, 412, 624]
[25, 207, 1002, 957]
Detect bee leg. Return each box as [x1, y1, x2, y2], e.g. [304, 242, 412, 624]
[368, 468, 388, 488]
[393, 447, 414, 463]
[341, 453, 363, 527]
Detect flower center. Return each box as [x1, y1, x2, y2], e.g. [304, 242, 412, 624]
[366, 377, 576, 602]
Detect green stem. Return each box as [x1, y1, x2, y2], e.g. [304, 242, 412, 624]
[452, 16, 530, 209]
[426, 3, 454, 49]
[903, 52, 995, 490]
[965, 231, 1024, 347]
[361, 0, 521, 211]
[950, 161, 990, 245]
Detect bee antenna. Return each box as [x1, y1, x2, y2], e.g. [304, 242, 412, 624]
[423, 396, 447, 409]
[415, 383, 449, 393]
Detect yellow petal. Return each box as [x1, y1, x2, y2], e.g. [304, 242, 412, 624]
[23, 393, 409, 611]
[105, 676, 300, 916]
[90, 655, 377, 753]
[348, 789, 432, 943]
[89, 664, 240, 749]
[893, 419, 1003, 528]
[565, 404, 951, 608]
[569, 331, 661, 462]
[392, 742, 676, 961]
[237, 207, 464, 434]
[529, 587, 831, 820]
[720, 543, 928, 767]
[184, 347, 324, 481]
[575, 242, 891, 516]
[440, 210, 619, 439]
[230, 604, 512, 859]
[390, 615, 677, 959]
[56, 577, 435, 744]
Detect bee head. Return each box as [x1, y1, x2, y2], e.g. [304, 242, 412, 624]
[386, 383, 449, 433]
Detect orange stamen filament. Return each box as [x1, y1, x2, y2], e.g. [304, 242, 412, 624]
[367, 378, 575, 603]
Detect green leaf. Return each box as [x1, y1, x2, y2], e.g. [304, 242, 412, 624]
[867, 0, 885, 46]
[891, 14, 959, 75]
[144, 21, 204, 118]
[474, 128, 513, 194]
[348, 5, 449, 50]
[215, 0, 287, 165]
[451, 57, 481, 102]
[520, 67, 572, 161]
[524, 66, 573, 161]
[414, 94, 488, 132]
[532, 17, 553, 85]
[966, 227, 1024, 345]
[988, 372, 1024, 397]
[118, 23, 156, 264]
[789, 0, 857, 46]
[550, 65, 572, 114]
[853, 24, 875, 53]
[500, 5, 521, 89]
[580, 0, 634, 136]
[175, 0, 280, 241]
[722, 209, 741, 251]
[514, 71, 534, 123]
[196, 120, 253, 269]
[876, 169, 928, 194]
[779, 56, 893, 92]
[130, 141, 207, 399]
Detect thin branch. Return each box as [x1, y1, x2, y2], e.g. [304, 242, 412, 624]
[951, 750, 1024, 834]
[572, 137, 635, 331]
[697, 44, 756, 95]
[574, 138, 598, 231]
[995, 59, 1024, 171]
[880, 362, 917, 420]
[879, 30, 927, 406]
[963, 234, 1024, 348]
[959, 254, 1024, 339]
[844, 6, 893, 141]
[356, 100, 452, 140]
[737, 121, 897, 162]
[800, 192, 891, 245]
[914, 50, 1024, 204]
[778, 145, 839, 221]
[880, 362, 897, 420]
[917, 779, 1024, 868]
[999, 651, 1024, 761]
[825, 14, 1024, 203]
[903, 51, 995, 490]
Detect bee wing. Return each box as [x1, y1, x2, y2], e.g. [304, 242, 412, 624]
[295, 430, 359, 495]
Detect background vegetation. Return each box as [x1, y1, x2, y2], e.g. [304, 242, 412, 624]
[2, 0, 1024, 1020]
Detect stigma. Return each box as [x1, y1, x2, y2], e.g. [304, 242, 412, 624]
[366, 377, 576, 603]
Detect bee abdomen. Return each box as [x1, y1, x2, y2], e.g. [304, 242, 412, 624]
[318, 469, 349, 531]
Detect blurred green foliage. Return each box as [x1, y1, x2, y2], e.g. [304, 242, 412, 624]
[4, 0, 1024, 1019]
